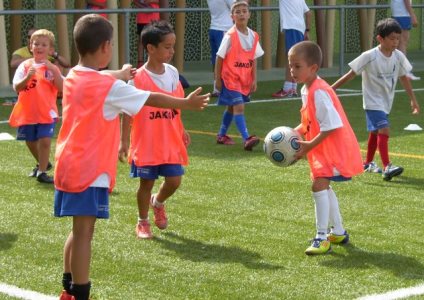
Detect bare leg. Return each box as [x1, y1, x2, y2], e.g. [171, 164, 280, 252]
[155, 176, 182, 204]
[137, 179, 155, 219]
[37, 137, 51, 172]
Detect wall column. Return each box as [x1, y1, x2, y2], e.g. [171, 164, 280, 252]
[174, 0, 185, 72]
[107, 0, 119, 69]
[261, 0, 272, 70]
[55, 0, 71, 65]
[0, 0, 9, 87]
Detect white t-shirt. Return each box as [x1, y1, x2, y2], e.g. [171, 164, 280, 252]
[301, 84, 343, 132]
[348, 47, 412, 114]
[207, 0, 233, 32]
[70, 66, 150, 188]
[279, 0, 310, 32]
[216, 27, 265, 59]
[391, 0, 412, 17]
[128, 63, 180, 93]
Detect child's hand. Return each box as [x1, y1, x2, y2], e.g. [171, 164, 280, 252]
[26, 66, 36, 78]
[120, 64, 136, 81]
[118, 142, 129, 163]
[294, 140, 312, 159]
[185, 87, 210, 110]
[183, 130, 191, 147]
[251, 81, 257, 93]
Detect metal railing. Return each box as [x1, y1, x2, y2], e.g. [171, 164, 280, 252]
[1, 4, 423, 76]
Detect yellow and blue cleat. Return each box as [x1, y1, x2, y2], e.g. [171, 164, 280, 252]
[328, 231, 349, 244]
[305, 238, 332, 255]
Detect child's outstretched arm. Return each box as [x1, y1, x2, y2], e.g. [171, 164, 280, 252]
[146, 87, 209, 111]
[331, 70, 356, 90]
[119, 113, 132, 162]
[399, 75, 420, 114]
[101, 64, 136, 81]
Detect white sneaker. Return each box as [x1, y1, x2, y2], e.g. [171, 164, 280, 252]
[406, 72, 421, 81]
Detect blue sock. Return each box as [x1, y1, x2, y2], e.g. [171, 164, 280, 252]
[218, 110, 233, 136]
[234, 114, 249, 141]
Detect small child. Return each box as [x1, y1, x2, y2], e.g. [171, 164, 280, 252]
[119, 20, 189, 239]
[214, 0, 264, 150]
[55, 14, 209, 300]
[289, 41, 363, 255]
[9, 29, 63, 184]
[332, 18, 420, 181]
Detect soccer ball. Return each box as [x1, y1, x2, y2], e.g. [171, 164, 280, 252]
[263, 126, 302, 167]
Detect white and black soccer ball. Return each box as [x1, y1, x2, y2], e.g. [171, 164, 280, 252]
[263, 126, 302, 167]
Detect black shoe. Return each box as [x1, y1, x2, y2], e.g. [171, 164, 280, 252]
[37, 172, 54, 184]
[29, 162, 53, 177]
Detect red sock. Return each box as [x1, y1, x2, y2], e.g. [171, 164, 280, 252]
[365, 132, 378, 164]
[377, 133, 389, 168]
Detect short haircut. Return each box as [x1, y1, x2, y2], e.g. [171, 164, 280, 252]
[73, 14, 113, 56]
[30, 29, 55, 47]
[231, 1, 249, 13]
[141, 20, 174, 50]
[375, 18, 402, 38]
[288, 41, 322, 67]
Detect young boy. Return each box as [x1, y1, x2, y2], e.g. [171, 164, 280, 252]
[119, 21, 189, 239]
[289, 41, 363, 255]
[332, 18, 420, 181]
[214, 0, 264, 150]
[55, 14, 208, 300]
[9, 29, 63, 184]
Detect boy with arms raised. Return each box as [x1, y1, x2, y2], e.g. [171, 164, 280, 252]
[214, 0, 264, 150]
[55, 14, 208, 300]
[289, 41, 363, 255]
[119, 21, 190, 239]
[9, 29, 63, 183]
[332, 18, 419, 181]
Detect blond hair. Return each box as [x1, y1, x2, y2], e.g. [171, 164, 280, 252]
[30, 29, 55, 47]
[231, 1, 249, 13]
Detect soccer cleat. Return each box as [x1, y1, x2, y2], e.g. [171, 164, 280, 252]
[37, 172, 54, 184]
[382, 163, 404, 181]
[305, 238, 332, 255]
[150, 195, 168, 230]
[328, 231, 349, 244]
[363, 161, 382, 173]
[216, 134, 235, 145]
[271, 88, 298, 98]
[136, 220, 153, 239]
[244, 135, 260, 151]
[59, 290, 73, 300]
[29, 162, 53, 177]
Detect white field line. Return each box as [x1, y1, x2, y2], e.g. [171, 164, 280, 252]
[357, 283, 424, 300]
[0, 283, 57, 300]
[0, 88, 423, 122]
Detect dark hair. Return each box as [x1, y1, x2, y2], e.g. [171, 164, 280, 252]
[73, 14, 113, 56]
[141, 20, 174, 50]
[288, 41, 322, 67]
[375, 18, 402, 38]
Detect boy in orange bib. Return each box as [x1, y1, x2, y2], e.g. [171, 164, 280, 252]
[55, 14, 209, 300]
[214, 1, 264, 150]
[289, 41, 363, 255]
[9, 29, 63, 184]
[120, 21, 189, 239]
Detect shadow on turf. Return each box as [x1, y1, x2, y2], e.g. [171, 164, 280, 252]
[155, 232, 283, 270]
[0, 233, 18, 251]
[361, 175, 424, 191]
[320, 244, 424, 279]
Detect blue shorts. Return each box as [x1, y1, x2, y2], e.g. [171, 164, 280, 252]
[209, 29, 226, 66]
[54, 187, 109, 219]
[328, 175, 351, 182]
[284, 29, 304, 53]
[217, 81, 250, 106]
[17, 123, 55, 141]
[365, 109, 389, 131]
[392, 16, 412, 30]
[130, 162, 184, 180]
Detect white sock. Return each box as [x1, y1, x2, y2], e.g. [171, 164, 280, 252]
[138, 217, 148, 223]
[283, 81, 291, 91]
[313, 190, 330, 240]
[36, 170, 44, 177]
[213, 80, 219, 93]
[151, 195, 164, 208]
[328, 187, 345, 235]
